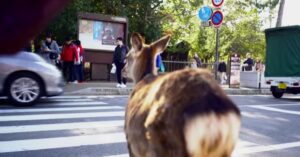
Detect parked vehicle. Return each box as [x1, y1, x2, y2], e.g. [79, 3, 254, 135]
[265, 26, 300, 98]
[0, 51, 64, 106]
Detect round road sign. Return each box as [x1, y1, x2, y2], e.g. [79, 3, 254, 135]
[198, 6, 213, 21]
[211, 11, 223, 26]
[212, 0, 224, 7]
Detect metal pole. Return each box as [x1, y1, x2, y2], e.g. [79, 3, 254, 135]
[215, 27, 220, 80]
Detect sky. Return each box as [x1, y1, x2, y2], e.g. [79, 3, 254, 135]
[282, 0, 300, 26]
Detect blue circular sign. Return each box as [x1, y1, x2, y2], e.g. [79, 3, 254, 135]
[211, 11, 223, 26]
[198, 6, 212, 21]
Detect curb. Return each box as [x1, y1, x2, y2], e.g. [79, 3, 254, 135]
[64, 87, 271, 96]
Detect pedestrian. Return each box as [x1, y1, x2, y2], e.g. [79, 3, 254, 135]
[40, 32, 60, 65]
[156, 53, 165, 73]
[73, 40, 85, 83]
[61, 36, 77, 83]
[255, 59, 264, 72]
[218, 60, 227, 84]
[113, 37, 128, 88]
[243, 53, 254, 71]
[193, 53, 202, 68]
[22, 40, 35, 52]
[190, 58, 198, 69]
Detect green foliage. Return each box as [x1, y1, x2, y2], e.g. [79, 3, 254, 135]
[39, 0, 277, 62]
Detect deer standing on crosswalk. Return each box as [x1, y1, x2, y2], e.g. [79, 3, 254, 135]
[124, 33, 241, 157]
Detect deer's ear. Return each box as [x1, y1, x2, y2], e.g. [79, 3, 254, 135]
[131, 33, 143, 52]
[151, 35, 171, 55]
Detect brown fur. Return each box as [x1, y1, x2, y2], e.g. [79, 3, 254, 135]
[125, 33, 241, 157]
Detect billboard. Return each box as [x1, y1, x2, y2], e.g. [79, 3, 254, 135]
[229, 53, 241, 88]
[79, 19, 125, 51]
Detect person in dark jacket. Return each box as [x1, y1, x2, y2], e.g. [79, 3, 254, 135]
[243, 53, 254, 71]
[61, 36, 77, 83]
[40, 33, 60, 64]
[218, 61, 227, 84]
[113, 37, 128, 88]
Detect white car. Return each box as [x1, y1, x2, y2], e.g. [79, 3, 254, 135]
[0, 51, 64, 106]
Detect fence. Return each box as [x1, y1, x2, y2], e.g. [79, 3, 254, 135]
[162, 60, 215, 72]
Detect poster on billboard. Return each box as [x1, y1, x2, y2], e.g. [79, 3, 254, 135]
[79, 19, 125, 51]
[229, 53, 241, 88]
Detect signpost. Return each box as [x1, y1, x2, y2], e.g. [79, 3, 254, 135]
[198, 0, 225, 80]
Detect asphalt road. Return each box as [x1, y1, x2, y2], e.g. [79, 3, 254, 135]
[0, 95, 300, 157]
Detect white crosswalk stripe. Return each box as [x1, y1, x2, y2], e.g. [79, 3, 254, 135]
[0, 132, 126, 153]
[0, 120, 124, 134]
[0, 106, 123, 113]
[0, 111, 124, 121]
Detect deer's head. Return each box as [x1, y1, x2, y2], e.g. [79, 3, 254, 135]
[126, 33, 171, 84]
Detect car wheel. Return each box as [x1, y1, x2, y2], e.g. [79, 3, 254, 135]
[272, 91, 284, 99]
[7, 73, 42, 106]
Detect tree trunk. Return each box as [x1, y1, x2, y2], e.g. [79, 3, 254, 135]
[276, 0, 285, 27]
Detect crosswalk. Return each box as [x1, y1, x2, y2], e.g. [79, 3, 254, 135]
[0, 96, 129, 157]
[0, 96, 263, 157]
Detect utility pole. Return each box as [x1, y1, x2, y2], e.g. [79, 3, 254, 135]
[276, 0, 285, 27]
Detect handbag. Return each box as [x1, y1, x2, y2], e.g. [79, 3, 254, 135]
[110, 64, 116, 74]
[49, 52, 58, 60]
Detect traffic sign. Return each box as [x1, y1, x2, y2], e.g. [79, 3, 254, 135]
[212, 0, 224, 8]
[198, 6, 213, 21]
[211, 11, 223, 26]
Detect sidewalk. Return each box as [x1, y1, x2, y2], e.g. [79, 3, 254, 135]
[63, 82, 271, 96]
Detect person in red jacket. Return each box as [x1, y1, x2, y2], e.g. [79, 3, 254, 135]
[61, 36, 77, 83]
[74, 40, 84, 83]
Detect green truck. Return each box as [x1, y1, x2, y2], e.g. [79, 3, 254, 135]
[265, 26, 300, 98]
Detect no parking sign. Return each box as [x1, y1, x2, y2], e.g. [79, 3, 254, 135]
[211, 11, 223, 27]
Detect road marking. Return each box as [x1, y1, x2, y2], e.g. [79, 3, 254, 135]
[104, 141, 300, 156]
[0, 111, 124, 122]
[0, 120, 124, 134]
[0, 132, 126, 153]
[265, 103, 300, 107]
[249, 105, 300, 115]
[233, 141, 300, 155]
[0, 106, 123, 114]
[0, 101, 109, 108]
[242, 103, 300, 107]
[104, 154, 129, 157]
[38, 101, 108, 106]
[104, 140, 259, 157]
[235, 140, 259, 148]
[48, 95, 129, 99]
[44, 96, 100, 99]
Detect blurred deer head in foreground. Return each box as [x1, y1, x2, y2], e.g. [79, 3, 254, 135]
[125, 33, 241, 157]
